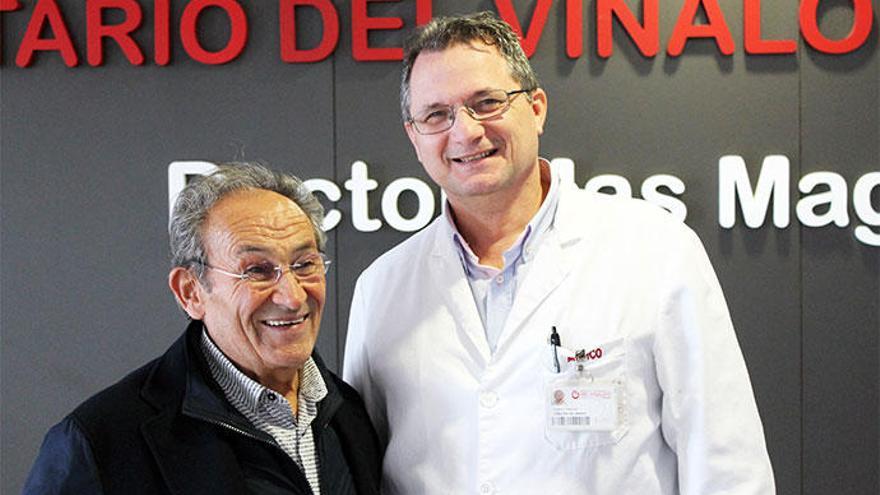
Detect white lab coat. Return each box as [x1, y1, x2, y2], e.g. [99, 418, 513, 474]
[344, 178, 775, 494]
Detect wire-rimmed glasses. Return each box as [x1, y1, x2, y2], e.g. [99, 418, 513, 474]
[408, 88, 534, 135]
[200, 253, 331, 288]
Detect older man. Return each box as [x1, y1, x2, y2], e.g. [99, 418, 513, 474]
[343, 11, 775, 495]
[25, 162, 381, 494]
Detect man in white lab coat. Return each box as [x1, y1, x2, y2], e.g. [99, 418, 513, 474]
[344, 11, 775, 494]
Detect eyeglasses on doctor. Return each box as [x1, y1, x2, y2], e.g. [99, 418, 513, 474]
[408, 88, 534, 135]
[197, 252, 331, 287]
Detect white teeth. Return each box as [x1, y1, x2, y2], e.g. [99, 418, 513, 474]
[457, 150, 493, 163]
[264, 317, 305, 327]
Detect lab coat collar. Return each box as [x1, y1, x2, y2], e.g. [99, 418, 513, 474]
[434, 159, 580, 255]
[428, 232, 493, 363]
[427, 161, 587, 360]
[550, 177, 588, 247]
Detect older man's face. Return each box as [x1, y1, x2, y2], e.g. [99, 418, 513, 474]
[194, 188, 325, 381]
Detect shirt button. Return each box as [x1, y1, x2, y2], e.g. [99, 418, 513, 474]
[480, 482, 495, 494]
[495, 275, 504, 284]
[480, 391, 498, 408]
[266, 392, 276, 401]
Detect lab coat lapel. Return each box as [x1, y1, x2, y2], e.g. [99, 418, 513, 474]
[498, 233, 570, 348]
[498, 183, 583, 350]
[429, 222, 492, 363]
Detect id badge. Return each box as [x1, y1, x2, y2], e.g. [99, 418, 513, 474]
[545, 372, 619, 432]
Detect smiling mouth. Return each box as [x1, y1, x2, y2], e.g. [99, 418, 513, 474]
[452, 148, 497, 163]
[261, 315, 307, 328]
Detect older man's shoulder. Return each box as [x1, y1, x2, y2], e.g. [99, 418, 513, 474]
[69, 331, 189, 438]
[69, 354, 165, 432]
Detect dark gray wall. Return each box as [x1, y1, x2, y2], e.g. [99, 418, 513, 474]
[2, 1, 878, 493]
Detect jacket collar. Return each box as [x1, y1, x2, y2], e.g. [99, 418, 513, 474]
[137, 321, 251, 494]
[137, 320, 342, 494]
[138, 320, 253, 431]
[140, 320, 342, 427]
[311, 351, 344, 429]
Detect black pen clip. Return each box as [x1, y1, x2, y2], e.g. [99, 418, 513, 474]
[550, 326, 561, 373]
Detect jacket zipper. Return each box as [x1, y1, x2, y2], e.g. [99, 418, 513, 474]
[190, 413, 278, 448]
[190, 413, 317, 494]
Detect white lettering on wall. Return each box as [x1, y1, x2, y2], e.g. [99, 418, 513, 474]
[381, 177, 435, 232]
[584, 174, 633, 197]
[344, 160, 381, 232]
[167, 156, 879, 247]
[796, 171, 849, 227]
[303, 178, 342, 231]
[853, 172, 880, 246]
[577, 172, 687, 220]
[642, 174, 687, 221]
[719, 155, 790, 229]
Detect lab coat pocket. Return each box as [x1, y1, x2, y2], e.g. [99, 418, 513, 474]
[542, 339, 628, 450]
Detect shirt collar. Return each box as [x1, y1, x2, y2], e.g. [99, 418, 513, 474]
[199, 328, 328, 416]
[444, 158, 560, 272]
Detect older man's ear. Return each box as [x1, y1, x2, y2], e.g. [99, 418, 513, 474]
[169, 267, 206, 320]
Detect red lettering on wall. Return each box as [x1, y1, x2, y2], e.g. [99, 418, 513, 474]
[415, 0, 431, 25]
[86, 0, 145, 66]
[0, 0, 22, 63]
[495, 0, 553, 58]
[566, 0, 582, 58]
[3, 0, 876, 67]
[597, 0, 659, 58]
[744, 0, 796, 54]
[154, 0, 170, 65]
[667, 0, 734, 56]
[800, 0, 873, 54]
[352, 0, 402, 61]
[180, 0, 247, 65]
[279, 0, 339, 63]
[16, 0, 78, 67]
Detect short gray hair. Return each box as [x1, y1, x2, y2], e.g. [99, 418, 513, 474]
[169, 161, 326, 281]
[400, 11, 539, 122]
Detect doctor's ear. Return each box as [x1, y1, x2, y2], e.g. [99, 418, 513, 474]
[530, 88, 548, 136]
[169, 267, 206, 320]
[404, 122, 424, 163]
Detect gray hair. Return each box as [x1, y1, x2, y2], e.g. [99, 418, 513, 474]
[169, 161, 326, 281]
[400, 11, 539, 122]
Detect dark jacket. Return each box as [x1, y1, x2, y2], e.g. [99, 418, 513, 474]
[22, 321, 382, 495]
